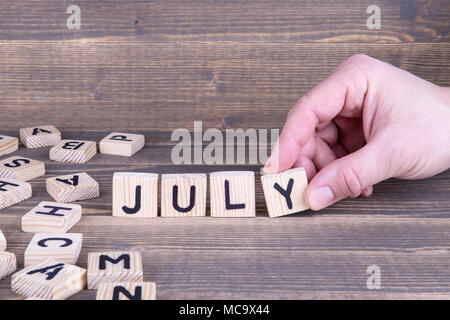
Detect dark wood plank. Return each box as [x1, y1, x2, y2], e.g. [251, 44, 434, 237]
[1, 215, 449, 299]
[0, 0, 449, 301]
[0, 42, 449, 131]
[0, 0, 448, 42]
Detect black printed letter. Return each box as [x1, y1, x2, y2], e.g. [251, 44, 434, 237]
[112, 285, 142, 300]
[27, 263, 65, 280]
[172, 185, 195, 213]
[35, 205, 72, 217]
[37, 238, 73, 248]
[225, 180, 245, 210]
[4, 158, 30, 168]
[273, 178, 294, 209]
[99, 254, 130, 270]
[122, 185, 142, 214]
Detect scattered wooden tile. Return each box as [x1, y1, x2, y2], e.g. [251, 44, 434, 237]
[24, 233, 83, 267]
[113, 172, 158, 218]
[0, 156, 45, 181]
[22, 201, 82, 233]
[210, 171, 255, 217]
[19, 125, 61, 149]
[0, 178, 32, 210]
[11, 258, 86, 300]
[49, 140, 97, 163]
[161, 173, 207, 217]
[87, 251, 143, 289]
[261, 168, 309, 217]
[0, 229, 6, 251]
[100, 132, 145, 156]
[0, 135, 19, 157]
[96, 282, 156, 300]
[46, 172, 100, 203]
[0, 252, 16, 280]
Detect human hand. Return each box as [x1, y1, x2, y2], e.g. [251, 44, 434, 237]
[264, 54, 450, 210]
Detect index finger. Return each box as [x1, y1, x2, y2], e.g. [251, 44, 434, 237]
[264, 55, 371, 174]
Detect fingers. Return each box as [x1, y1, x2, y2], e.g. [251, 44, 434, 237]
[264, 55, 370, 174]
[306, 139, 390, 210]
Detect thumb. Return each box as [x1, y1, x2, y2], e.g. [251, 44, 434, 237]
[307, 140, 392, 210]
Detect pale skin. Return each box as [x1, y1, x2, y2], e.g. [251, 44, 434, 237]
[264, 54, 450, 210]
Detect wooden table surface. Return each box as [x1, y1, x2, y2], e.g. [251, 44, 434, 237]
[0, 0, 449, 299]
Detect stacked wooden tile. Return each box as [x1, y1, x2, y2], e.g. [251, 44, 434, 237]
[100, 132, 145, 156]
[87, 251, 143, 289]
[0, 156, 45, 181]
[22, 201, 82, 233]
[113, 172, 158, 217]
[0, 252, 17, 280]
[11, 258, 86, 300]
[0, 135, 19, 157]
[96, 282, 156, 300]
[0, 230, 17, 280]
[24, 233, 83, 267]
[46, 172, 100, 203]
[210, 171, 256, 217]
[261, 167, 309, 217]
[161, 173, 207, 217]
[19, 125, 61, 149]
[0, 229, 6, 251]
[50, 140, 97, 163]
[0, 178, 32, 210]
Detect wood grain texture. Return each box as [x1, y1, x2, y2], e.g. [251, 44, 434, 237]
[0, 252, 16, 280]
[161, 173, 207, 217]
[21, 201, 82, 233]
[0, 0, 449, 300]
[0, 230, 6, 251]
[100, 133, 145, 157]
[11, 258, 86, 300]
[24, 233, 83, 267]
[113, 172, 158, 217]
[0, 0, 448, 42]
[46, 172, 100, 203]
[210, 171, 256, 217]
[19, 126, 61, 149]
[0, 136, 19, 157]
[0, 156, 45, 182]
[87, 251, 143, 289]
[50, 140, 97, 164]
[261, 167, 309, 218]
[0, 178, 32, 210]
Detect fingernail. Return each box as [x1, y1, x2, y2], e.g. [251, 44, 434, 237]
[309, 186, 335, 210]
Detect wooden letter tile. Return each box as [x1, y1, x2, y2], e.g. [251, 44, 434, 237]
[19, 125, 61, 149]
[24, 233, 83, 267]
[113, 172, 158, 218]
[0, 178, 32, 210]
[210, 171, 255, 217]
[161, 173, 207, 217]
[11, 258, 86, 300]
[0, 135, 19, 157]
[46, 172, 100, 203]
[0, 229, 6, 251]
[100, 132, 145, 156]
[0, 252, 17, 280]
[50, 140, 97, 163]
[261, 168, 309, 218]
[0, 156, 45, 181]
[96, 282, 156, 300]
[87, 251, 143, 289]
[22, 201, 82, 233]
